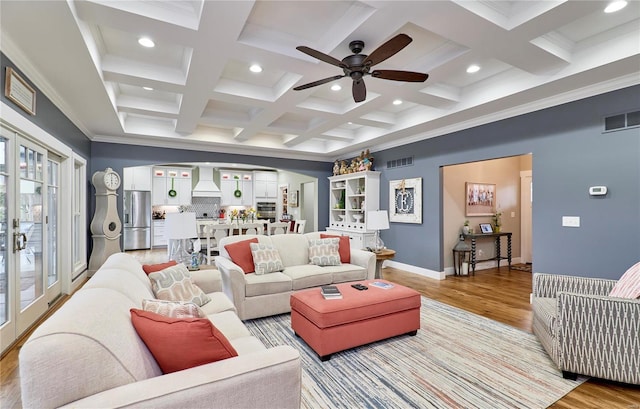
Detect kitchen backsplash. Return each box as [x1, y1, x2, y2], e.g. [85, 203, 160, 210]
[191, 197, 222, 218]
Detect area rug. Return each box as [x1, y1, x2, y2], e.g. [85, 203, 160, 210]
[245, 297, 586, 409]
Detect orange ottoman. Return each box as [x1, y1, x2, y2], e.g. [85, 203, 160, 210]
[290, 280, 421, 361]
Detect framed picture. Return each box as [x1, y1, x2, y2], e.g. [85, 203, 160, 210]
[289, 190, 299, 207]
[465, 182, 496, 216]
[479, 223, 493, 234]
[389, 178, 422, 224]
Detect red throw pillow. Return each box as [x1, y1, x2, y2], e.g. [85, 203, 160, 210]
[224, 238, 259, 273]
[130, 309, 238, 374]
[320, 234, 351, 264]
[142, 260, 177, 275]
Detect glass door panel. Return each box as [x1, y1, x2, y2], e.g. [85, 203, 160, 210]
[0, 137, 8, 329]
[46, 159, 61, 302]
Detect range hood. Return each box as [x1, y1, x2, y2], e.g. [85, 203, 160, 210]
[192, 166, 221, 197]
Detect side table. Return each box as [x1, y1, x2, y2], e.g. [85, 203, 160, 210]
[373, 248, 396, 279]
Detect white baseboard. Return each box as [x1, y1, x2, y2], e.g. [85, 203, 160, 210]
[385, 260, 446, 280]
[442, 257, 524, 276]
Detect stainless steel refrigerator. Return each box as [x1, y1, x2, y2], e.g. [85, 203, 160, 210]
[123, 190, 151, 250]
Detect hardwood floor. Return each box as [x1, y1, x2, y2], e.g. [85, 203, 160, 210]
[1, 261, 638, 408]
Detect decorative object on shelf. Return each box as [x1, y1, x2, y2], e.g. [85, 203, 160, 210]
[338, 189, 345, 209]
[333, 160, 340, 176]
[367, 210, 390, 252]
[479, 223, 493, 234]
[332, 149, 375, 175]
[465, 182, 496, 216]
[452, 234, 472, 276]
[462, 220, 470, 235]
[492, 211, 502, 232]
[165, 212, 197, 265]
[353, 214, 364, 223]
[389, 178, 422, 224]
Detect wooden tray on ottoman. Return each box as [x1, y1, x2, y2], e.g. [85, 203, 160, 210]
[290, 280, 421, 361]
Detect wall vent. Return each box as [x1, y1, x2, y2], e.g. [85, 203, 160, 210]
[604, 110, 640, 132]
[386, 156, 414, 169]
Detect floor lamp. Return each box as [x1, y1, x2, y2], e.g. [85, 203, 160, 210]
[367, 210, 389, 252]
[165, 212, 197, 265]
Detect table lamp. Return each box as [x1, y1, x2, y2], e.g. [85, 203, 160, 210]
[367, 210, 389, 252]
[165, 212, 197, 265]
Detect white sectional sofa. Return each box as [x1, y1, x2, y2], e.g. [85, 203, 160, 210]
[216, 232, 376, 320]
[19, 253, 301, 409]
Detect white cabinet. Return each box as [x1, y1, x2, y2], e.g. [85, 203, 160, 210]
[253, 171, 278, 200]
[220, 170, 253, 206]
[123, 166, 152, 191]
[327, 171, 380, 249]
[325, 228, 376, 249]
[152, 220, 166, 247]
[152, 168, 192, 205]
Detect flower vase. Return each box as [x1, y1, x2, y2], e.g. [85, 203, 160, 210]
[462, 225, 470, 235]
[494, 225, 501, 233]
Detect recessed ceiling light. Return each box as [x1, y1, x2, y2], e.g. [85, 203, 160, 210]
[393, 99, 403, 105]
[138, 37, 155, 48]
[143, 86, 153, 91]
[604, 0, 627, 13]
[331, 84, 342, 91]
[347, 121, 353, 125]
[466, 64, 481, 73]
[249, 64, 263, 73]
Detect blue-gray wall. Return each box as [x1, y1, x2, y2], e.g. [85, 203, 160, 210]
[1, 52, 91, 159]
[374, 85, 640, 279]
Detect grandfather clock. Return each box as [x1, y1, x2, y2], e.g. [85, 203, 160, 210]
[88, 167, 122, 275]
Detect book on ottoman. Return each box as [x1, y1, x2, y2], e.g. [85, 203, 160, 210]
[321, 285, 342, 299]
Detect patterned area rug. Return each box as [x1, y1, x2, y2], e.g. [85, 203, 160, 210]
[245, 297, 586, 409]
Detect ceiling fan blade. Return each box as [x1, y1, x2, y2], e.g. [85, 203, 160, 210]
[352, 79, 366, 103]
[371, 70, 429, 82]
[364, 34, 412, 67]
[293, 75, 345, 91]
[296, 46, 346, 68]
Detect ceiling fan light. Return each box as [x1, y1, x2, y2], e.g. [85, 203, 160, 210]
[604, 1, 627, 13]
[249, 64, 263, 73]
[393, 99, 403, 105]
[466, 64, 480, 73]
[138, 37, 155, 48]
[331, 84, 342, 91]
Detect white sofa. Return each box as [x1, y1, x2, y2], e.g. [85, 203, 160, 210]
[215, 232, 376, 320]
[19, 253, 301, 409]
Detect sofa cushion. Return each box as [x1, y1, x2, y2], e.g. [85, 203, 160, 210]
[321, 264, 368, 283]
[207, 310, 253, 340]
[245, 272, 293, 297]
[142, 299, 205, 318]
[250, 242, 284, 274]
[609, 261, 640, 299]
[148, 264, 211, 307]
[142, 260, 177, 275]
[532, 297, 557, 336]
[225, 238, 259, 273]
[82, 268, 154, 303]
[130, 309, 238, 374]
[199, 292, 238, 315]
[269, 234, 311, 267]
[100, 253, 154, 292]
[308, 238, 341, 266]
[320, 234, 351, 263]
[282, 265, 333, 290]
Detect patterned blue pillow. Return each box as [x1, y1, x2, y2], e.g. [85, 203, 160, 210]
[308, 238, 341, 266]
[250, 243, 284, 275]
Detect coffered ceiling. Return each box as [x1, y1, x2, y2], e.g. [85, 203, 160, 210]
[1, 1, 639, 161]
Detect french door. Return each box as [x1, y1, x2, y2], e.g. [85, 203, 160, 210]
[0, 127, 61, 351]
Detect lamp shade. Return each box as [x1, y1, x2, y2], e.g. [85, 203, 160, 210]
[367, 210, 390, 231]
[165, 212, 197, 240]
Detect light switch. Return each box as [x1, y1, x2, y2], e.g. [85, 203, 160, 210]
[511, 211, 516, 218]
[562, 216, 580, 227]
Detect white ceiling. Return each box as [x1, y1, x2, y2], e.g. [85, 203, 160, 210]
[2, 1, 639, 162]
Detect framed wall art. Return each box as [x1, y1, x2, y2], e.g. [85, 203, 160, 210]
[465, 182, 496, 216]
[5, 67, 36, 115]
[389, 178, 422, 224]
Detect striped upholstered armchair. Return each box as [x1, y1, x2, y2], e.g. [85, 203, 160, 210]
[532, 273, 640, 385]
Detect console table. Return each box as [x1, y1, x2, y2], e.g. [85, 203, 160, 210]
[462, 232, 512, 274]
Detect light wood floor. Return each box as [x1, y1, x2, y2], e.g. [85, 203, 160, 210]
[1, 260, 638, 408]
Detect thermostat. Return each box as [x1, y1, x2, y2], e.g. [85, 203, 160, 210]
[589, 186, 607, 196]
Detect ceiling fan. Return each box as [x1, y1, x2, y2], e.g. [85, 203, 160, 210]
[293, 33, 428, 103]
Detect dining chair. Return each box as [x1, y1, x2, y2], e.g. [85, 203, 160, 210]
[293, 220, 306, 234]
[239, 222, 263, 236]
[268, 222, 289, 236]
[201, 223, 232, 264]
